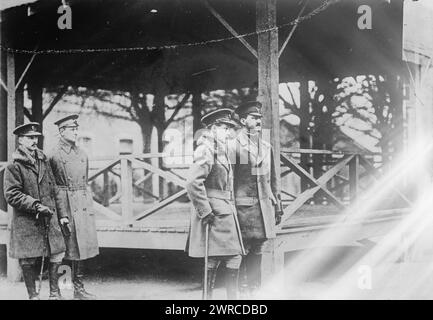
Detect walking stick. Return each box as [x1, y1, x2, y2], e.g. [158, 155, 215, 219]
[202, 223, 210, 300]
[38, 216, 50, 296]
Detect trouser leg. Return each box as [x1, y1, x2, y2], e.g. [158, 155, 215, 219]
[19, 258, 39, 300]
[225, 255, 242, 300]
[246, 253, 262, 293]
[48, 262, 62, 299]
[71, 260, 96, 300]
[205, 258, 220, 300]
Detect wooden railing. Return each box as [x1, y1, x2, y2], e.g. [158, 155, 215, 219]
[88, 153, 190, 224]
[278, 149, 412, 225]
[0, 151, 412, 227]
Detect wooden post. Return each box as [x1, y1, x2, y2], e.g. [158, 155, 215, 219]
[349, 155, 359, 204]
[120, 158, 133, 221]
[256, 0, 280, 191]
[29, 82, 43, 148]
[261, 239, 285, 285]
[299, 79, 310, 192]
[102, 171, 110, 207]
[0, 38, 7, 212]
[6, 52, 24, 282]
[192, 91, 202, 140]
[150, 127, 160, 202]
[256, 0, 282, 286]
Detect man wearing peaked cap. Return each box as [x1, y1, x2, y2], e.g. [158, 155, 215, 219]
[235, 101, 263, 119]
[230, 100, 283, 298]
[12, 122, 43, 136]
[185, 108, 245, 300]
[47, 114, 99, 300]
[4, 122, 68, 299]
[200, 108, 238, 128]
[53, 114, 79, 128]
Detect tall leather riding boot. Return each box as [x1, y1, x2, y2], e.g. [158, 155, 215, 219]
[21, 264, 39, 300]
[72, 260, 96, 300]
[48, 262, 63, 300]
[225, 268, 239, 300]
[204, 267, 218, 300]
[246, 254, 262, 295]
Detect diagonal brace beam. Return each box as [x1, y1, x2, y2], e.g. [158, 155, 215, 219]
[202, 0, 258, 58]
[15, 47, 38, 90]
[279, 0, 309, 57]
[278, 155, 354, 226]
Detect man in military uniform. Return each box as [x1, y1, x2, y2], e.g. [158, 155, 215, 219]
[185, 108, 245, 300]
[48, 114, 99, 300]
[3, 123, 68, 300]
[230, 101, 283, 297]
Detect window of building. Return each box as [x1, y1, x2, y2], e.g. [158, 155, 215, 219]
[119, 138, 134, 155]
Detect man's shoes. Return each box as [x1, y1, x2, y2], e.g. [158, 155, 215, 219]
[72, 260, 96, 300]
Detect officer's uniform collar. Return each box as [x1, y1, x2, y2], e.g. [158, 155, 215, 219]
[59, 137, 77, 154]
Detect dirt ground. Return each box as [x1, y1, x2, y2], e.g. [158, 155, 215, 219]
[1, 246, 433, 300]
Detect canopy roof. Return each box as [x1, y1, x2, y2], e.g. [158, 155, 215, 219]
[1, 0, 404, 93]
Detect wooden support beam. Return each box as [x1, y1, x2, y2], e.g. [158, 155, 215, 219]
[92, 202, 122, 221]
[151, 127, 160, 201]
[0, 50, 7, 212]
[278, 0, 308, 58]
[202, 0, 258, 59]
[279, 155, 353, 224]
[257, 0, 281, 195]
[133, 189, 188, 222]
[43, 85, 68, 119]
[7, 52, 24, 282]
[299, 80, 311, 192]
[0, 77, 7, 93]
[261, 238, 285, 285]
[28, 82, 43, 148]
[130, 158, 187, 188]
[349, 155, 359, 204]
[358, 156, 412, 207]
[102, 171, 110, 206]
[281, 154, 349, 209]
[88, 159, 120, 181]
[15, 49, 37, 91]
[120, 158, 133, 221]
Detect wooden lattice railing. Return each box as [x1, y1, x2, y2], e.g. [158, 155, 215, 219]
[278, 149, 412, 226]
[0, 151, 412, 227]
[87, 153, 190, 224]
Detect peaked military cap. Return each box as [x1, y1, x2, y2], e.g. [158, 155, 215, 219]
[54, 114, 79, 128]
[235, 101, 263, 118]
[201, 108, 237, 127]
[13, 122, 42, 136]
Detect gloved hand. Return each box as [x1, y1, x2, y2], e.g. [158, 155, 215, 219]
[35, 202, 53, 219]
[275, 210, 283, 225]
[202, 212, 215, 226]
[59, 217, 71, 237]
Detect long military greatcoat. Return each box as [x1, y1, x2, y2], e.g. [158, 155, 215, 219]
[185, 132, 245, 258]
[48, 138, 99, 261]
[4, 147, 66, 259]
[229, 129, 281, 240]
